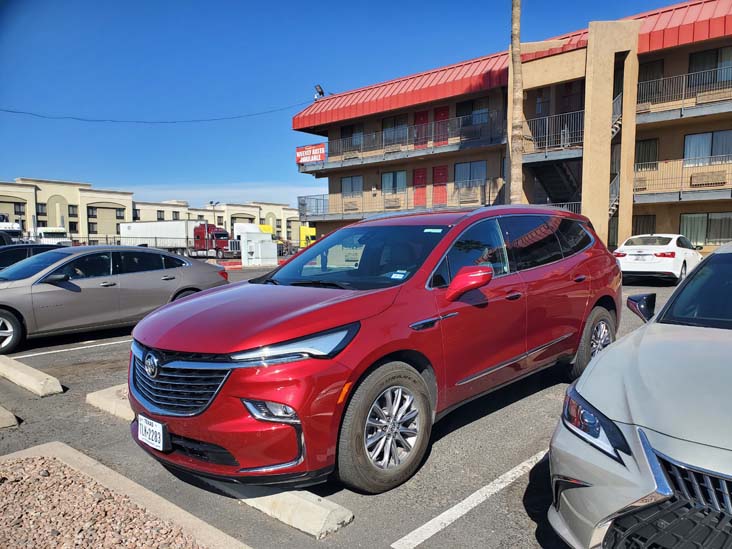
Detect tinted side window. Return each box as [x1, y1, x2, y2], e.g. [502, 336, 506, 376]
[678, 236, 694, 250]
[0, 248, 28, 268]
[31, 246, 58, 255]
[163, 255, 186, 269]
[120, 251, 164, 274]
[498, 215, 564, 271]
[445, 218, 509, 279]
[57, 253, 112, 280]
[556, 219, 592, 257]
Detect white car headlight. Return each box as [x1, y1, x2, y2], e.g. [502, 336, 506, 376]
[562, 383, 631, 463]
[230, 323, 359, 367]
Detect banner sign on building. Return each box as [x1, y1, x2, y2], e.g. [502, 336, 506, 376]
[296, 144, 326, 164]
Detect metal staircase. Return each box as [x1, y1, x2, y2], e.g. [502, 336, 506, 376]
[611, 93, 623, 139]
[608, 173, 620, 217]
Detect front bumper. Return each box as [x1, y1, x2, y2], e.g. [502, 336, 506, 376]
[549, 420, 732, 548]
[127, 343, 351, 485]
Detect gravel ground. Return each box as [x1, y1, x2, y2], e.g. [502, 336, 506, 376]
[0, 456, 203, 549]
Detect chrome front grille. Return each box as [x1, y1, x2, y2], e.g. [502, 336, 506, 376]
[131, 347, 230, 417]
[659, 455, 732, 514]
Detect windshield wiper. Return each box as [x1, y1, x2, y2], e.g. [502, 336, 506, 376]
[261, 277, 280, 285]
[289, 280, 351, 289]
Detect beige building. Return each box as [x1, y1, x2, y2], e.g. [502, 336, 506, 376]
[294, 0, 732, 254]
[0, 178, 300, 244]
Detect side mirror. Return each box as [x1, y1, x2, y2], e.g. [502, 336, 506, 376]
[627, 293, 656, 323]
[695, 245, 704, 251]
[445, 266, 494, 302]
[44, 273, 70, 284]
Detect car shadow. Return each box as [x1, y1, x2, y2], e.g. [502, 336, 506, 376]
[622, 277, 676, 288]
[14, 326, 133, 353]
[523, 456, 570, 548]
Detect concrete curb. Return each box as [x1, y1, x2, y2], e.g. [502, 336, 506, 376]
[203, 479, 354, 539]
[1, 442, 252, 549]
[0, 404, 18, 428]
[86, 384, 134, 421]
[0, 355, 63, 397]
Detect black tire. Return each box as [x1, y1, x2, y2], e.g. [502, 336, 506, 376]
[337, 362, 433, 494]
[172, 289, 198, 301]
[675, 262, 687, 286]
[216, 248, 224, 259]
[569, 307, 616, 380]
[0, 309, 23, 355]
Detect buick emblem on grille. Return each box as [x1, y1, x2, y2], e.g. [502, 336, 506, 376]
[143, 352, 160, 378]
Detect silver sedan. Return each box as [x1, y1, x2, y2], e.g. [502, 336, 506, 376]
[548, 242, 732, 548]
[0, 246, 229, 353]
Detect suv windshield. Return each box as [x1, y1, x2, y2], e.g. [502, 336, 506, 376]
[0, 250, 70, 281]
[269, 225, 449, 290]
[625, 236, 672, 246]
[660, 253, 732, 331]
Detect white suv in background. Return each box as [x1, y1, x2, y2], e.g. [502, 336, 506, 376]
[613, 234, 703, 284]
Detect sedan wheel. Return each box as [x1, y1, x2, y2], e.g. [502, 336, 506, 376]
[364, 386, 420, 470]
[590, 320, 613, 358]
[0, 311, 23, 354]
[675, 262, 687, 285]
[569, 307, 616, 380]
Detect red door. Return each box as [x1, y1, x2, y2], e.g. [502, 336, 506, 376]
[414, 111, 429, 149]
[413, 168, 427, 207]
[434, 106, 450, 146]
[432, 165, 448, 206]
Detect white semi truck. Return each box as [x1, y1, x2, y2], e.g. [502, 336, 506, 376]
[118, 220, 240, 258]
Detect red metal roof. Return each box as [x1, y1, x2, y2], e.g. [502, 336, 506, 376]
[293, 0, 732, 132]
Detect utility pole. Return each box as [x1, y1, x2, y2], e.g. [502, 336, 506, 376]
[509, 0, 524, 204]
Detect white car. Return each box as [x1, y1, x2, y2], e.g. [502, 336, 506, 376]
[613, 233, 703, 284]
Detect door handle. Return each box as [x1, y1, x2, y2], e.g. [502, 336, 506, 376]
[99, 281, 116, 287]
[574, 275, 587, 283]
[161, 275, 176, 281]
[506, 292, 523, 301]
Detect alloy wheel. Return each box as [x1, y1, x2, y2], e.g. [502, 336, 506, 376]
[0, 318, 15, 350]
[590, 320, 612, 358]
[680, 264, 687, 280]
[363, 386, 420, 470]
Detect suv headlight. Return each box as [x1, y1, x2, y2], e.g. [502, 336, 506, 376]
[562, 383, 630, 463]
[230, 323, 359, 367]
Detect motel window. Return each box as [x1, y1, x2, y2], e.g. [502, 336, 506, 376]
[172, 211, 180, 220]
[37, 220, 47, 228]
[683, 130, 732, 166]
[638, 60, 664, 82]
[341, 175, 363, 196]
[218, 216, 224, 225]
[457, 98, 490, 125]
[689, 47, 732, 80]
[533, 88, 550, 117]
[381, 171, 406, 194]
[635, 139, 659, 170]
[157, 210, 165, 221]
[87, 207, 97, 218]
[88, 222, 98, 235]
[382, 115, 408, 146]
[68, 205, 78, 217]
[116, 223, 121, 235]
[455, 161, 487, 188]
[116, 208, 125, 220]
[37, 203, 47, 216]
[14, 203, 25, 216]
[633, 215, 657, 235]
[133, 208, 140, 220]
[341, 124, 364, 150]
[681, 212, 732, 247]
[198, 215, 205, 221]
[69, 221, 78, 233]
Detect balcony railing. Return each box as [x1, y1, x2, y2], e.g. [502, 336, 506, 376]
[523, 110, 584, 154]
[298, 112, 505, 167]
[298, 179, 504, 220]
[637, 66, 732, 112]
[634, 156, 732, 193]
[547, 201, 581, 214]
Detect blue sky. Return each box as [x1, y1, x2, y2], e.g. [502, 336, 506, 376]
[0, 0, 671, 206]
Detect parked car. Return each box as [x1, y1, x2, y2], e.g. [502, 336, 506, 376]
[0, 246, 228, 353]
[129, 205, 621, 493]
[613, 233, 703, 284]
[0, 244, 64, 271]
[548, 243, 732, 549]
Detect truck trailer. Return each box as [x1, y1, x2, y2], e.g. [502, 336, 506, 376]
[118, 220, 240, 258]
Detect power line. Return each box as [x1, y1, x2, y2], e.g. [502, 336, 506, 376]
[0, 100, 313, 124]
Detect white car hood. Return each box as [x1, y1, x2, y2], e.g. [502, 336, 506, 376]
[578, 322, 732, 450]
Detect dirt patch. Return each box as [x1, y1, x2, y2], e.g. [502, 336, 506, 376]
[0, 456, 203, 548]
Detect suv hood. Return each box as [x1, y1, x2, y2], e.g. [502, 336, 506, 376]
[578, 322, 732, 450]
[133, 282, 399, 355]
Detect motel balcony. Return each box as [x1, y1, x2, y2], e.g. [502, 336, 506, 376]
[634, 156, 732, 203]
[637, 66, 732, 123]
[296, 112, 506, 174]
[522, 110, 585, 163]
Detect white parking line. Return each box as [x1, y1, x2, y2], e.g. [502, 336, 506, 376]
[391, 450, 547, 549]
[13, 339, 133, 359]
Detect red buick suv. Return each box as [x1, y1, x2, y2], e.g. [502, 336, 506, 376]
[129, 205, 621, 493]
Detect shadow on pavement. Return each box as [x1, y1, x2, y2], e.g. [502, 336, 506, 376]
[14, 326, 133, 353]
[523, 457, 570, 548]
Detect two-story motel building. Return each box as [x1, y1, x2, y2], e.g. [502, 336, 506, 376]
[294, 0, 732, 253]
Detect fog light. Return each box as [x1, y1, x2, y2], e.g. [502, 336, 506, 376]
[242, 399, 300, 424]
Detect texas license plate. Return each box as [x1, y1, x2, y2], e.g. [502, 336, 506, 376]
[138, 415, 164, 451]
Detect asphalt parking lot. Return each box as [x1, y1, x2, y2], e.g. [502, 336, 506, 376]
[0, 273, 677, 549]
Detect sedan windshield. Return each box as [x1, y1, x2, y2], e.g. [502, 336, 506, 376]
[269, 225, 449, 290]
[660, 253, 732, 331]
[0, 250, 70, 281]
[624, 236, 672, 246]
